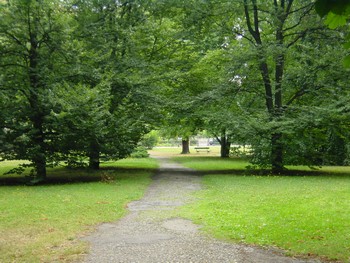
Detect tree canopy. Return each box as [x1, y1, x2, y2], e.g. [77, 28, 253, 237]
[1, 0, 350, 182]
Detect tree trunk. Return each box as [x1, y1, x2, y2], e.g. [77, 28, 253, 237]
[33, 154, 47, 180]
[32, 117, 47, 180]
[89, 139, 100, 170]
[181, 138, 190, 154]
[271, 132, 283, 174]
[28, 17, 47, 181]
[220, 135, 231, 158]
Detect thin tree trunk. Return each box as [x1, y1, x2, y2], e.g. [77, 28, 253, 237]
[181, 137, 190, 154]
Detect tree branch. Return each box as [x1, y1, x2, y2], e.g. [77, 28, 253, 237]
[1, 31, 26, 48]
[243, 0, 256, 38]
[232, 29, 256, 45]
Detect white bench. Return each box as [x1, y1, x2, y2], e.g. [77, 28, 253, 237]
[194, 147, 210, 153]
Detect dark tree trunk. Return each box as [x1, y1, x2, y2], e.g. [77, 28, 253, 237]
[28, 17, 47, 181]
[181, 138, 190, 154]
[220, 135, 231, 158]
[271, 132, 283, 174]
[243, 0, 292, 173]
[89, 139, 100, 170]
[33, 154, 47, 180]
[31, 115, 47, 180]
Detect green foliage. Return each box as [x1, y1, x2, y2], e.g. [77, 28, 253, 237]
[0, 0, 162, 177]
[140, 130, 160, 149]
[130, 146, 150, 158]
[1, 0, 350, 178]
[315, 0, 350, 18]
[187, 0, 350, 169]
[315, 0, 350, 66]
[0, 0, 75, 179]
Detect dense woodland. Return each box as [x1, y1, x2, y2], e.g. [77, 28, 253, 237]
[1, 0, 350, 182]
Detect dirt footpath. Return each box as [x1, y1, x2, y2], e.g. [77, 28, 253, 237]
[81, 157, 320, 263]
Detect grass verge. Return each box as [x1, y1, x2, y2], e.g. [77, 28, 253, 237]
[173, 156, 350, 262]
[0, 158, 158, 262]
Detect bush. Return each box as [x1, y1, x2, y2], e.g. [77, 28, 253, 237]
[130, 146, 149, 158]
[140, 131, 159, 149]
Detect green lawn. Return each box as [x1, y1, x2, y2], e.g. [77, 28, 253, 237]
[172, 156, 248, 171]
[0, 158, 158, 262]
[173, 156, 350, 262]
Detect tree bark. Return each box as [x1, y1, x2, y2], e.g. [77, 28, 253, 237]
[271, 2, 286, 174]
[31, 115, 47, 180]
[28, 12, 47, 181]
[181, 137, 190, 154]
[220, 134, 231, 158]
[271, 133, 283, 174]
[89, 139, 100, 170]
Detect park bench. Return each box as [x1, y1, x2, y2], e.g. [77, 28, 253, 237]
[194, 146, 210, 153]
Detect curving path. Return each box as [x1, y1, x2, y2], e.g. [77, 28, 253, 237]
[81, 156, 320, 263]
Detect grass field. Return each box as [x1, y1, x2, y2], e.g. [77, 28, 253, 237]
[0, 158, 158, 262]
[160, 149, 350, 262]
[2, 147, 350, 262]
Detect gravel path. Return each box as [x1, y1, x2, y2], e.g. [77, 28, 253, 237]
[81, 157, 320, 263]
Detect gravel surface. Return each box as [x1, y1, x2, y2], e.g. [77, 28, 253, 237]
[81, 157, 321, 263]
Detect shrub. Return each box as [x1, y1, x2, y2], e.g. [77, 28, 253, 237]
[130, 146, 149, 158]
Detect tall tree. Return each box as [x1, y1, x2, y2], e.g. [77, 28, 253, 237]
[54, 0, 160, 169]
[0, 0, 74, 181]
[236, 1, 319, 172]
[228, 0, 350, 170]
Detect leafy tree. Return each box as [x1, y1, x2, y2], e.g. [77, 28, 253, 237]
[153, 0, 237, 155]
[180, 0, 350, 167]
[0, 0, 74, 182]
[54, 0, 160, 169]
[229, 0, 347, 172]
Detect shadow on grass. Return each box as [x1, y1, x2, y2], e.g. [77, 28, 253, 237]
[172, 156, 350, 177]
[2, 161, 349, 186]
[0, 166, 158, 186]
[197, 169, 350, 177]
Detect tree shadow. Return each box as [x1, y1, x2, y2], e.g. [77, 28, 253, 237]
[196, 168, 350, 177]
[0, 167, 158, 186]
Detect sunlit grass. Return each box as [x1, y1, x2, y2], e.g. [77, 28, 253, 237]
[0, 157, 157, 262]
[167, 150, 350, 262]
[172, 156, 248, 171]
[180, 174, 350, 262]
[101, 157, 159, 170]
